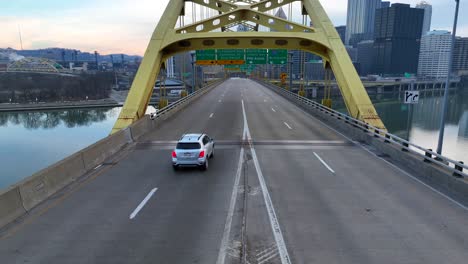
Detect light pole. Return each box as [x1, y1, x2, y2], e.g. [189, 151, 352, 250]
[288, 52, 293, 90]
[190, 51, 195, 93]
[436, 0, 460, 155]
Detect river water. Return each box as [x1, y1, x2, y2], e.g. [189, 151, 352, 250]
[1, 88, 467, 190]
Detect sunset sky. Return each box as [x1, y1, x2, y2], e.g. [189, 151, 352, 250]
[1, 0, 466, 55]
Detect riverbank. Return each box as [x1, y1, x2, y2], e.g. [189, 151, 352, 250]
[0, 99, 122, 112]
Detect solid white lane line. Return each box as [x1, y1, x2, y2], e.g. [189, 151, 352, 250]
[209, 113, 214, 118]
[130, 188, 158, 219]
[216, 148, 245, 264]
[283, 122, 292, 130]
[271, 108, 276, 113]
[242, 100, 292, 264]
[313, 152, 335, 174]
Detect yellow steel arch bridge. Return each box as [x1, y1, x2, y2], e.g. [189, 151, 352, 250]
[111, 0, 386, 134]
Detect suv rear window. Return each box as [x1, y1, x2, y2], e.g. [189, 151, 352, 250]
[176, 143, 201, 149]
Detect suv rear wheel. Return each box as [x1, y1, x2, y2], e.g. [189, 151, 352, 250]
[200, 159, 209, 171]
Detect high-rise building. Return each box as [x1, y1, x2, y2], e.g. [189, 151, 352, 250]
[345, 0, 383, 46]
[416, 1, 432, 36]
[374, 3, 424, 75]
[357, 40, 375, 75]
[335, 26, 346, 44]
[417, 30, 452, 79]
[381, 1, 390, 8]
[453, 37, 468, 76]
[237, 24, 249, 32]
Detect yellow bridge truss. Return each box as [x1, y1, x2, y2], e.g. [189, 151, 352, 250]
[111, 0, 386, 134]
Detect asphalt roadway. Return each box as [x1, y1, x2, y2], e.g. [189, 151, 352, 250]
[1, 78, 468, 264]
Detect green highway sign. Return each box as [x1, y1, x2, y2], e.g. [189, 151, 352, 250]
[196, 50, 216, 61]
[217, 49, 245, 60]
[246, 49, 267, 64]
[268, 49, 288, 65]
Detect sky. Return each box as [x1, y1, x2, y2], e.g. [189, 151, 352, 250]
[0, 0, 466, 55]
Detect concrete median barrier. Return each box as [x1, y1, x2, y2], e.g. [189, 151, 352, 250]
[0, 186, 26, 228]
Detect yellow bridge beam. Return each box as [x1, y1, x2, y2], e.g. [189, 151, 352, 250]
[111, 0, 386, 134]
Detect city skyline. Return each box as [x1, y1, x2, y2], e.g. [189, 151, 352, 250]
[1, 0, 467, 55]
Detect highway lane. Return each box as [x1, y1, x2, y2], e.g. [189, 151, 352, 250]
[1, 78, 468, 264]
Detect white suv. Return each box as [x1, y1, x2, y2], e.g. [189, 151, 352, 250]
[172, 134, 215, 170]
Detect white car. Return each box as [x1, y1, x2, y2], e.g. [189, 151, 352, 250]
[172, 134, 215, 170]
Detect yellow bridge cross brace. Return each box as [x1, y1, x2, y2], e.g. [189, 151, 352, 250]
[111, 0, 386, 134]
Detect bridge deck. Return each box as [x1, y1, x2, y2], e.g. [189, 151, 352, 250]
[1, 79, 467, 263]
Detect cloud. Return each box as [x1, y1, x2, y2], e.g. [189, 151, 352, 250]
[0, 0, 467, 55]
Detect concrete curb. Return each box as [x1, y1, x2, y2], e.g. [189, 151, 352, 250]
[259, 80, 468, 206]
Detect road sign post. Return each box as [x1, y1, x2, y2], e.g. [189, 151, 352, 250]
[404, 91, 419, 104]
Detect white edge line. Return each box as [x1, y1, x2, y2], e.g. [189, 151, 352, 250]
[283, 122, 292, 130]
[216, 148, 244, 264]
[242, 100, 292, 264]
[313, 152, 335, 174]
[286, 94, 468, 211]
[129, 188, 158, 219]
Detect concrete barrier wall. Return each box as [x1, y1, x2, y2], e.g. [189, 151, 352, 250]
[260, 80, 468, 206]
[0, 186, 26, 228]
[0, 79, 225, 229]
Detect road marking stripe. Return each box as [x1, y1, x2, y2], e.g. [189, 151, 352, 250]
[284, 122, 292, 130]
[209, 113, 214, 118]
[256, 244, 277, 257]
[313, 152, 335, 174]
[271, 108, 276, 112]
[242, 100, 292, 264]
[257, 248, 278, 261]
[289, 101, 468, 211]
[129, 188, 158, 220]
[259, 252, 279, 264]
[94, 164, 102, 170]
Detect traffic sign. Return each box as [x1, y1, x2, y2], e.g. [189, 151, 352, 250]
[404, 91, 419, 104]
[268, 49, 287, 65]
[217, 49, 245, 60]
[246, 49, 267, 64]
[217, 60, 245, 65]
[196, 60, 217, 65]
[196, 50, 216, 61]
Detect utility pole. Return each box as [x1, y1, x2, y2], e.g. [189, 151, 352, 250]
[436, 0, 460, 155]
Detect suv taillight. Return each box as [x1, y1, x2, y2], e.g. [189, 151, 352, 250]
[199, 150, 205, 158]
[172, 151, 177, 158]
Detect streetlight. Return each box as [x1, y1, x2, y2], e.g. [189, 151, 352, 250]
[190, 51, 195, 93]
[436, 0, 460, 155]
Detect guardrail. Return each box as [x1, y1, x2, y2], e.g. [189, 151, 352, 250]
[259, 80, 468, 179]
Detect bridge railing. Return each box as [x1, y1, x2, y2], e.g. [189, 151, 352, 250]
[259, 80, 468, 179]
